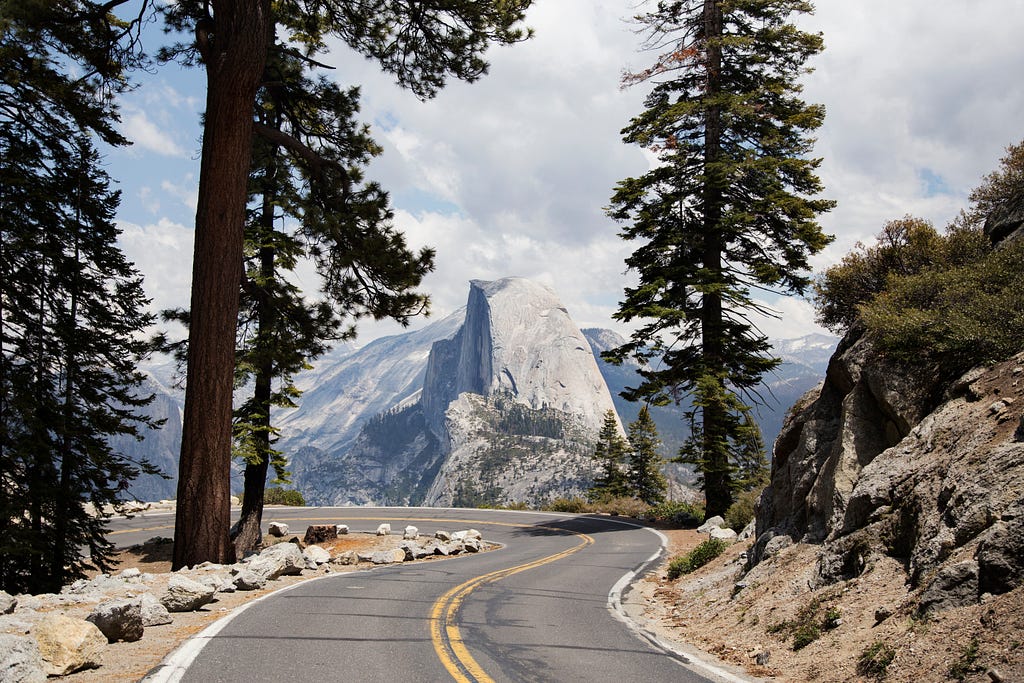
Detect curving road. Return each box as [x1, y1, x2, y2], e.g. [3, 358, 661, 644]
[112, 508, 733, 683]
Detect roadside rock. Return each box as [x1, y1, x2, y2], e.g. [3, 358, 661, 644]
[376, 523, 392, 536]
[138, 594, 172, 626]
[370, 549, 407, 564]
[0, 633, 46, 683]
[0, 591, 15, 615]
[303, 545, 332, 568]
[336, 524, 349, 535]
[33, 614, 105, 675]
[403, 525, 419, 540]
[231, 569, 267, 592]
[246, 542, 304, 581]
[710, 527, 738, 542]
[697, 516, 726, 534]
[160, 575, 216, 613]
[86, 599, 144, 643]
[267, 522, 289, 537]
[303, 525, 337, 545]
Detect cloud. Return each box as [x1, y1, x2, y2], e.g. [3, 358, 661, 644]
[120, 107, 188, 157]
[117, 218, 194, 315]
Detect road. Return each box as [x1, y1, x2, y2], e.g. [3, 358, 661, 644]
[113, 507, 734, 683]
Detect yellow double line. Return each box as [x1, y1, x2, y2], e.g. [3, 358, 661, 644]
[429, 528, 595, 683]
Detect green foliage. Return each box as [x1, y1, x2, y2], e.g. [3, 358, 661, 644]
[588, 410, 630, 501]
[646, 501, 706, 529]
[724, 486, 763, 533]
[261, 487, 305, 507]
[857, 641, 896, 681]
[666, 538, 729, 579]
[861, 241, 1024, 378]
[543, 497, 591, 513]
[948, 636, 981, 680]
[769, 596, 842, 651]
[626, 405, 668, 505]
[813, 216, 990, 333]
[605, 0, 832, 520]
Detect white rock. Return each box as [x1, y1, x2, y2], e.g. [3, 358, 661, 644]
[138, 593, 172, 626]
[335, 524, 349, 535]
[435, 530, 452, 541]
[403, 526, 419, 540]
[248, 543, 305, 581]
[160, 575, 216, 613]
[376, 523, 392, 536]
[710, 526, 738, 541]
[0, 633, 46, 682]
[0, 590, 16, 615]
[267, 522, 289, 537]
[370, 549, 407, 565]
[303, 545, 332, 567]
[465, 529, 482, 540]
[697, 516, 726, 534]
[86, 599, 144, 643]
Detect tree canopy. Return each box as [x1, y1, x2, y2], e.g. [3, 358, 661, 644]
[605, 0, 833, 518]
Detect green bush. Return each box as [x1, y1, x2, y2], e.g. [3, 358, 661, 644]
[857, 641, 896, 681]
[262, 487, 305, 506]
[666, 538, 729, 579]
[646, 500, 705, 528]
[589, 496, 649, 518]
[724, 487, 763, 533]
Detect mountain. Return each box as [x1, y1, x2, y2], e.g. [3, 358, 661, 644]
[285, 277, 619, 506]
[124, 277, 837, 505]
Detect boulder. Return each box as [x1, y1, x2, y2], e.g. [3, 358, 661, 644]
[370, 549, 407, 564]
[0, 633, 46, 683]
[0, 590, 15, 615]
[267, 522, 289, 537]
[435, 530, 452, 542]
[465, 529, 483, 540]
[86, 599, 144, 643]
[33, 614, 105, 676]
[303, 525, 337, 545]
[336, 524, 349, 535]
[303, 545, 332, 568]
[376, 523, 392, 536]
[138, 593, 172, 626]
[403, 525, 419, 540]
[709, 527, 738, 541]
[247, 542, 305, 581]
[918, 561, 980, 616]
[160, 575, 216, 613]
[977, 512, 1024, 594]
[331, 550, 358, 566]
[231, 569, 267, 592]
[401, 542, 432, 560]
[697, 516, 726, 534]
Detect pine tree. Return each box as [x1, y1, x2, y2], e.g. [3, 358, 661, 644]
[1, 2, 158, 594]
[589, 410, 630, 502]
[226, 50, 434, 555]
[605, 0, 833, 518]
[626, 406, 668, 505]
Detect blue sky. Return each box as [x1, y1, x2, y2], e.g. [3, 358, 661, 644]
[109, 0, 1024, 346]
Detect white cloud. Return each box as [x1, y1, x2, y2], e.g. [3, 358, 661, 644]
[116, 0, 1024, 348]
[120, 107, 188, 157]
[117, 218, 194, 315]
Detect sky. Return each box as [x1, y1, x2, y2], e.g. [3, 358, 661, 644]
[109, 0, 1024, 347]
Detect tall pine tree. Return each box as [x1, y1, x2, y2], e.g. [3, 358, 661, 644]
[605, 1, 833, 518]
[1, 99, 158, 595]
[156, 0, 534, 569]
[588, 410, 630, 502]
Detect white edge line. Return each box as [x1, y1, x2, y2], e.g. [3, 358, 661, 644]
[142, 570, 367, 683]
[604, 522, 754, 683]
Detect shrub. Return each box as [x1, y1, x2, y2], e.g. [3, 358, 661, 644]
[666, 538, 729, 579]
[543, 497, 590, 513]
[590, 496, 648, 518]
[724, 486, 763, 533]
[263, 487, 305, 506]
[857, 641, 896, 681]
[646, 500, 705, 528]
[949, 637, 981, 681]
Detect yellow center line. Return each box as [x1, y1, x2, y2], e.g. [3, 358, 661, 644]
[429, 527, 595, 683]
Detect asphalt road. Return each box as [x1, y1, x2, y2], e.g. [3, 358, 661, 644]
[113, 507, 731, 683]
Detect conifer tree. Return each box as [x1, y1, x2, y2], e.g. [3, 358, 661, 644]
[589, 410, 630, 501]
[626, 406, 668, 505]
[1, 2, 157, 594]
[605, 0, 833, 518]
[154, 0, 534, 569]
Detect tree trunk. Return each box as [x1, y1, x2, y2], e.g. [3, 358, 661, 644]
[173, 1, 272, 570]
[231, 190, 276, 557]
[700, 0, 731, 519]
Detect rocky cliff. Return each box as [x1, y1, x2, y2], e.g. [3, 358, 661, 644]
[753, 324, 1024, 612]
[289, 277, 619, 506]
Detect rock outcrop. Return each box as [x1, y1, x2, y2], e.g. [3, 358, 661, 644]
[754, 323, 1024, 612]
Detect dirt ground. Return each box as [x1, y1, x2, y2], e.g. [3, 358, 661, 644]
[633, 529, 1024, 683]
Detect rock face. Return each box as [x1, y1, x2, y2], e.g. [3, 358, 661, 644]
[754, 324, 1024, 612]
[984, 190, 1024, 245]
[287, 278, 620, 507]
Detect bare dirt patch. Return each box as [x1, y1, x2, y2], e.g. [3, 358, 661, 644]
[630, 533, 1024, 682]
